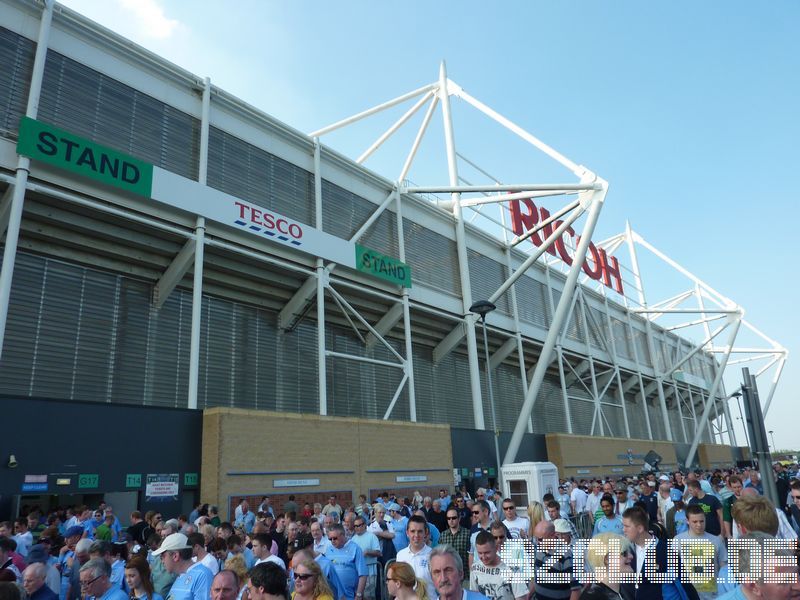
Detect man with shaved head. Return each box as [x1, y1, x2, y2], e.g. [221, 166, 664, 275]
[531, 521, 579, 600]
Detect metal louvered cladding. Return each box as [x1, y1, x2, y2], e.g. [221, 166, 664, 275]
[611, 317, 633, 360]
[514, 275, 550, 329]
[647, 398, 666, 440]
[625, 394, 650, 440]
[412, 345, 474, 428]
[403, 219, 461, 295]
[567, 396, 595, 435]
[530, 374, 567, 434]
[207, 127, 315, 225]
[38, 50, 200, 180]
[633, 328, 651, 366]
[478, 360, 525, 431]
[587, 307, 609, 351]
[468, 250, 510, 314]
[326, 326, 407, 421]
[0, 26, 33, 135]
[668, 400, 687, 443]
[0, 252, 191, 406]
[321, 180, 398, 257]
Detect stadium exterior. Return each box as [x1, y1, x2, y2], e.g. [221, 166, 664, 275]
[0, 1, 786, 518]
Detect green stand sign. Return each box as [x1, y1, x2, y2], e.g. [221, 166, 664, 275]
[355, 245, 411, 288]
[184, 472, 198, 487]
[125, 474, 142, 488]
[17, 117, 153, 197]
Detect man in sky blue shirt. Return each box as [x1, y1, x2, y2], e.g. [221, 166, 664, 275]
[234, 503, 256, 534]
[388, 505, 409, 552]
[153, 533, 212, 600]
[326, 524, 367, 600]
[592, 495, 623, 536]
[78, 559, 127, 600]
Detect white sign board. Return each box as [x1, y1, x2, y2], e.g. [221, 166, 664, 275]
[151, 167, 357, 268]
[274, 478, 320, 488]
[145, 473, 179, 500]
[396, 475, 428, 483]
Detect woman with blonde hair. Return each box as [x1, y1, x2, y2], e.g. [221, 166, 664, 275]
[526, 501, 545, 538]
[580, 532, 632, 600]
[291, 558, 333, 600]
[386, 561, 429, 600]
[223, 554, 249, 600]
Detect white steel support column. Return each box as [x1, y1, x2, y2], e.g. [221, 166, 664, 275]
[187, 77, 211, 410]
[626, 223, 673, 441]
[504, 182, 606, 465]
[697, 283, 736, 445]
[556, 348, 573, 434]
[314, 138, 327, 415]
[721, 396, 737, 446]
[762, 355, 786, 417]
[439, 62, 485, 430]
[685, 315, 742, 467]
[673, 383, 688, 443]
[600, 292, 631, 438]
[504, 249, 533, 434]
[578, 294, 605, 436]
[395, 189, 417, 421]
[0, 0, 54, 361]
[498, 200, 532, 434]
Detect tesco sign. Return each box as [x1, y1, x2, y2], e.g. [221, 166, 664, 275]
[510, 198, 624, 295]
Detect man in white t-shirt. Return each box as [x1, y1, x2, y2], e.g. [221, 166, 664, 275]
[585, 482, 603, 521]
[470, 530, 527, 600]
[251, 533, 285, 570]
[674, 505, 727, 600]
[500, 499, 529, 539]
[570, 482, 588, 515]
[396, 516, 437, 600]
[189, 533, 219, 575]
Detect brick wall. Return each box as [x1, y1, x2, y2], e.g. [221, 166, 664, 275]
[201, 408, 454, 521]
[545, 433, 679, 478]
[697, 443, 735, 469]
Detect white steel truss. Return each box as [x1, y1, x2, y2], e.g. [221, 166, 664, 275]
[306, 61, 786, 468]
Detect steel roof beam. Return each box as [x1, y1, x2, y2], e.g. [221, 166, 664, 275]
[489, 337, 517, 371]
[153, 238, 196, 308]
[365, 303, 404, 349]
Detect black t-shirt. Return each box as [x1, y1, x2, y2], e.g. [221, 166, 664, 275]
[688, 494, 723, 536]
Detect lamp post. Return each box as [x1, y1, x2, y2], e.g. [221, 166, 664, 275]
[769, 430, 776, 454]
[469, 300, 502, 491]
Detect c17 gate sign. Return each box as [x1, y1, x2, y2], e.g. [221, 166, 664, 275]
[17, 118, 410, 286]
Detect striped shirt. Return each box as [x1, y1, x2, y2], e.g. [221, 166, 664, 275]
[532, 544, 580, 600]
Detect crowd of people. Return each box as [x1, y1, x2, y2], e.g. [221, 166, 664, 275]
[0, 463, 799, 600]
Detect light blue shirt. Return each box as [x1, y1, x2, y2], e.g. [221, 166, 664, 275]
[592, 515, 624, 536]
[327, 541, 367, 599]
[165, 563, 213, 600]
[428, 522, 440, 546]
[234, 511, 255, 533]
[98, 586, 128, 600]
[391, 517, 409, 552]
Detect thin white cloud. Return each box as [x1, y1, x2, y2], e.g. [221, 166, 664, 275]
[117, 0, 179, 39]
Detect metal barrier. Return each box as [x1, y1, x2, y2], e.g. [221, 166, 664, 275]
[569, 512, 594, 539]
[380, 558, 395, 600]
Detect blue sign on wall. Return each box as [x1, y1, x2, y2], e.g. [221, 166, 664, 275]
[22, 483, 48, 492]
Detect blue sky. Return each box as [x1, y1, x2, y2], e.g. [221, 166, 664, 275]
[58, 0, 799, 450]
